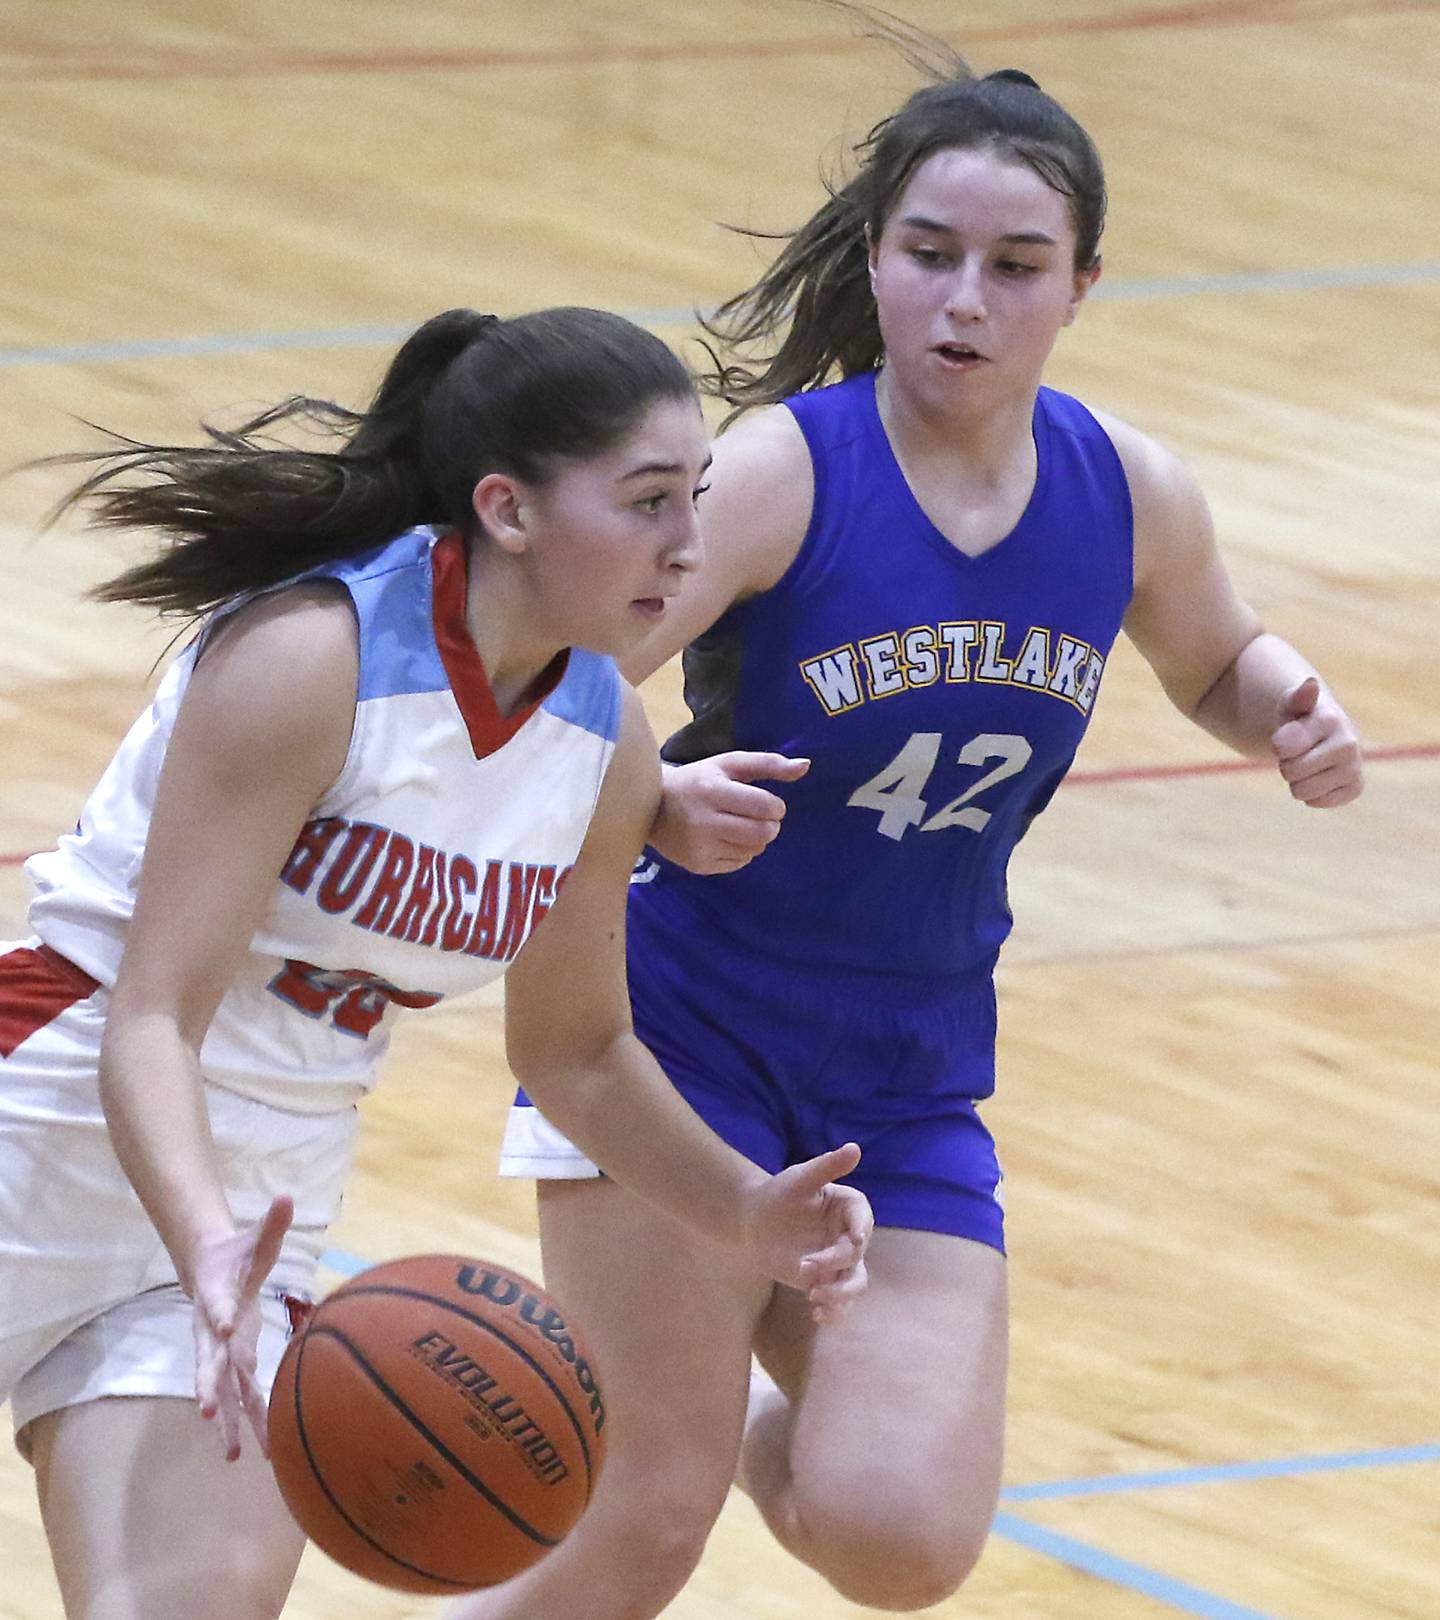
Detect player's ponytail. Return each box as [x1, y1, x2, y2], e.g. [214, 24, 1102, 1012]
[698, 0, 1104, 417]
[41, 306, 693, 619]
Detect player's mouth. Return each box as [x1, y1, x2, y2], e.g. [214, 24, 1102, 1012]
[933, 341, 988, 368]
[630, 595, 672, 620]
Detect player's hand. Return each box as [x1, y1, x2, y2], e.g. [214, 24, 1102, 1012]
[743, 1144, 872, 1323]
[189, 1194, 294, 1461]
[649, 753, 810, 874]
[1271, 677, 1364, 808]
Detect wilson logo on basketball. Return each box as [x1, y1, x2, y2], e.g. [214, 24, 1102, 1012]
[410, 1332, 571, 1484]
[454, 1265, 606, 1432]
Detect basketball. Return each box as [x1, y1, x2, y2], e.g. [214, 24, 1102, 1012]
[267, 1254, 607, 1594]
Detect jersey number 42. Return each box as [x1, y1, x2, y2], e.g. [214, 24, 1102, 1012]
[848, 731, 1032, 841]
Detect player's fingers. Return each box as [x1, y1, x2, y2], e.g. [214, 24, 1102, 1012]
[238, 1364, 272, 1458]
[197, 1274, 240, 1342]
[708, 781, 792, 820]
[799, 1231, 862, 1276]
[1304, 781, 1364, 808]
[834, 1186, 874, 1249]
[692, 842, 768, 875]
[238, 1194, 294, 1301]
[705, 811, 782, 851]
[1277, 676, 1321, 722]
[1271, 720, 1321, 764]
[1289, 764, 1362, 805]
[216, 1371, 243, 1463]
[719, 752, 810, 785]
[194, 1329, 224, 1421]
[806, 1263, 869, 1313]
[808, 1263, 870, 1324]
[787, 1142, 862, 1198]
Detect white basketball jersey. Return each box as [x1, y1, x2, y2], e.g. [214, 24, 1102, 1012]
[25, 527, 621, 1109]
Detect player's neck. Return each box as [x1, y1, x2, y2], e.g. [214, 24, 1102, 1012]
[463, 544, 567, 716]
[876, 367, 1036, 493]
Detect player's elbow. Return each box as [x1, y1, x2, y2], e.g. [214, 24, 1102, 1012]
[505, 1016, 629, 1127]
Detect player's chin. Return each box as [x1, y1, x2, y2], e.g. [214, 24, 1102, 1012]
[573, 600, 666, 658]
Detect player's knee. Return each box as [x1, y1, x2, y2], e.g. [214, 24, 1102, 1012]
[209, 1545, 295, 1620]
[825, 1530, 984, 1611]
[796, 1497, 990, 1611]
[608, 1508, 712, 1609]
[600, 1465, 724, 1605]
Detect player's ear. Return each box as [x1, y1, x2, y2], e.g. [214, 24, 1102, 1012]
[472, 473, 530, 555]
[1064, 259, 1101, 326]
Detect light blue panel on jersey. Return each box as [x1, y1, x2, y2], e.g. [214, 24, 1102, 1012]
[330, 529, 453, 702]
[543, 646, 622, 742]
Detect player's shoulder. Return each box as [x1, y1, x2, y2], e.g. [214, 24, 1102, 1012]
[713, 401, 811, 478]
[1082, 405, 1204, 510]
[702, 405, 814, 595]
[201, 580, 357, 678]
[192, 582, 359, 745]
[1082, 407, 1216, 593]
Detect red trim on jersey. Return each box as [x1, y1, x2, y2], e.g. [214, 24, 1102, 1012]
[0, 944, 100, 1059]
[430, 530, 569, 759]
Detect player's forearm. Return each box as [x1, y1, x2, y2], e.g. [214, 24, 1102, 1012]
[98, 1013, 236, 1290]
[1188, 632, 1323, 758]
[515, 1032, 767, 1245]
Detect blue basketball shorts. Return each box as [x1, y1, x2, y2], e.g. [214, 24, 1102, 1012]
[500, 895, 1006, 1254]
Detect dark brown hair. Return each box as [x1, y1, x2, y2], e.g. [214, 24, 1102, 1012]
[43, 306, 694, 617]
[700, 1, 1106, 414]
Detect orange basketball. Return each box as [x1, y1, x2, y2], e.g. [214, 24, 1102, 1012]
[267, 1254, 606, 1594]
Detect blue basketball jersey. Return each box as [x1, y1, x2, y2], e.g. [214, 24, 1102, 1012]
[632, 371, 1133, 983]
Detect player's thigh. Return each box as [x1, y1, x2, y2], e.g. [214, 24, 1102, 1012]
[760, 1226, 1008, 1536]
[538, 1177, 773, 1516]
[30, 1395, 305, 1620]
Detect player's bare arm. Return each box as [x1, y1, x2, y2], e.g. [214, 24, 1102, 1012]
[1106, 413, 1363, 805]
[98, 587, 358, 1453]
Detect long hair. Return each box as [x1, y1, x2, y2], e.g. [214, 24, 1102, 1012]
[700, 1, 1107, 415]
[41, 307, 694, 618]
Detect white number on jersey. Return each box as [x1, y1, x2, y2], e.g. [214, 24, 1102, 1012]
[847, 731, 1033, 842]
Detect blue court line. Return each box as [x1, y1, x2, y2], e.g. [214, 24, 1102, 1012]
[3, 262, 1438, 369]
[1002, 1442, 1440, 1501]
[991, 1512, 1281, 1620]
[319, 1245, 370, 1277]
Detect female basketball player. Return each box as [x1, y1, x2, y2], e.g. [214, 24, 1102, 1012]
[482, 14, 1366, 1620]
[0, 305, 871, 1620]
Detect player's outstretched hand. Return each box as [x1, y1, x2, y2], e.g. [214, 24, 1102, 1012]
[744, 1143, 872, 1324]
[190, 1193, 294, 1461]
[1271, 677, 1364, 808]
[650, 753, 809, 874]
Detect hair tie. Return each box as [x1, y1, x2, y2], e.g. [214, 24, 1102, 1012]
[988, 68, 1041, 91]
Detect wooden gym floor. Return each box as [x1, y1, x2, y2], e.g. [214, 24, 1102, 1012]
[1, 2, 1437, 1616]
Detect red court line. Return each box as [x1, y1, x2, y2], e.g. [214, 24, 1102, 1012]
[1, 743, 1432, 868]
[2, 0, 1432, 84]
[1066, 741, 1440, 787]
